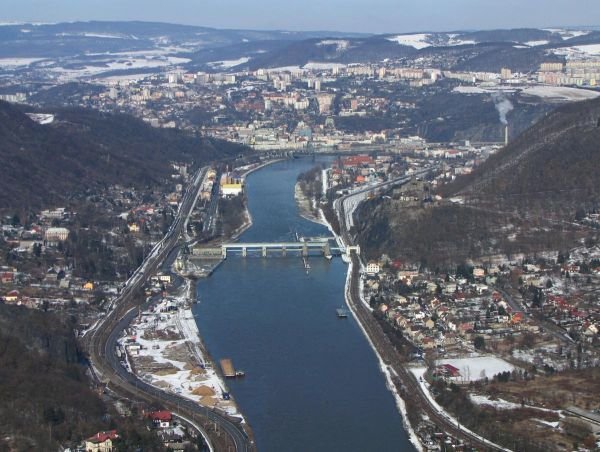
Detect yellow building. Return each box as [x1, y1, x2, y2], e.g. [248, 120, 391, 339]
[85, 430, 118, 452]
[221, 183, 243, 197]
[83, 281, 94, 291]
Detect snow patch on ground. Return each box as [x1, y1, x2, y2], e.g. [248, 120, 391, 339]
[447, 38, 476, 46]
[453, 86, 490, 94]
[207, 57, 250, 68]
[317, 39, 350, 51]
[410, 367, 511, 451]
[263, 66, 303, 73]
[544, 29, 591, 40]
[469, 394, 522, 410]
[123, 295, 242, 419]
[48, 56, 190, 81]
[525, 40, 549, 47]
[552, 44, 600, 58]
[0, 57, 47, 67]
[386, 33, 431, 49]
[303, 61, 346, 70]
[534, 419, 560, 428]
[572, 44, 600, 55]
[436, 356, 515, 382]
[522, 86, 600, 101]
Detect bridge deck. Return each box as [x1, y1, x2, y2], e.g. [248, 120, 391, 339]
[222, 241, 338, 248]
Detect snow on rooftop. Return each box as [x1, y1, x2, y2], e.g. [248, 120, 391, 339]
[386, 33, 431, 49]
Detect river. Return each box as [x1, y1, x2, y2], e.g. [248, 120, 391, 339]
[194, 158, 414, 452]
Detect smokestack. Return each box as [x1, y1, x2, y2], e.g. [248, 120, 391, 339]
[504, 125, 509, 146]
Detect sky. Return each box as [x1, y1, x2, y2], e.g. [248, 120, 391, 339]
[2, 0, 600, 33]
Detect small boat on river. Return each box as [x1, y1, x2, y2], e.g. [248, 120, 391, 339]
[336, 308, 349, 318]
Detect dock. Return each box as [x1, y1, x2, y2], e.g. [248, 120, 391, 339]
[220, 358, 245, 378]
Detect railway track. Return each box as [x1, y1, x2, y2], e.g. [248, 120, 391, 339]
[336, 183, 509, 452]
[83, 166, 253, 452]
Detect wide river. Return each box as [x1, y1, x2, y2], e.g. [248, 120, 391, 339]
[194, 158, 413, 451]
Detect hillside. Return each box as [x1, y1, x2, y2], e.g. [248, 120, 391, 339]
[355, 98, 600, 267]
[445, 97, 600, 211]
[0, 304, 163, 450]
[0, 101, 249, 210]
[216, 28, 594, 73]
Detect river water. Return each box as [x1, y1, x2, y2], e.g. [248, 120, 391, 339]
[194, 158, 413, 452]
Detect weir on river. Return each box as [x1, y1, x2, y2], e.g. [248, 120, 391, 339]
[194, 158, 414, 452]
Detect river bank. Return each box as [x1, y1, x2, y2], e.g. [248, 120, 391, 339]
[294, 182, 328, 226]
[296, 195, 424, 452]
[193, 158, 411, 451]
[297, 180, 423, 451]
[120, 280, 245, 421]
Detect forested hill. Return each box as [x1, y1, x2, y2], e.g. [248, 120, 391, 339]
[0, 304, 163, 450]
[0, 101, 250, 210]
[444, 96, 600, 215]
[356, 97, 600, 267]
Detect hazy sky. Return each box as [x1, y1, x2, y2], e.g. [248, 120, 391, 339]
[3, 0, 600, 33]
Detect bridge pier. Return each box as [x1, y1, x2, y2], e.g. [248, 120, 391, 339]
[242, 247, 247, 258]
[262, 246, 267, 257]
[282, 246, 286, 257]
[302, 243, 308, 257]
[222, 247, 227, 259]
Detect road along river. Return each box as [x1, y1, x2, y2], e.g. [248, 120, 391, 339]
[194, 158, 415, 452]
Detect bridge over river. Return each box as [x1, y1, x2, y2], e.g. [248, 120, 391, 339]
[193, 237, 360, 259]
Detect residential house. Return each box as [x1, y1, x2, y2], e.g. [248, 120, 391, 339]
[149, 410, 173, 428]
[85, 430, 119, 452]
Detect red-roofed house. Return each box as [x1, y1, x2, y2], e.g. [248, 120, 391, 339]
[149, 410, 173, 428]
[85, 430, 118, 452]
[434, 363, 461, 379]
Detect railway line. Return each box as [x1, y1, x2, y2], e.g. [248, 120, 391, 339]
[83, 165, 253, 452]
[336, 175, 509, 452]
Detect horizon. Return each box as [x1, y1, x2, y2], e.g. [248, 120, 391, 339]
[2, 0, 600, 34]
[0, 18, 599, 36]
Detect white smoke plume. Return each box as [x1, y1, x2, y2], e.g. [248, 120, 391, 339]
[492, 92, 513, 125]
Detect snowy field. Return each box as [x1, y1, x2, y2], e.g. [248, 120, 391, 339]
[317, 39, 350, 51]
[469, 394, 522, 410]
[207, 57, 250, 69]
[551, 44, 600, 58]
[525, 40, 549, 47]
[522, 86, 600, 101]
[48, 55, 190, 81]
[0, 57, 47, 67]
[122, 295, 242, 419]
[437, 356, 515, 382]
[386, 33, 432, 49]
[409, 366, 510, 451]
[303, 62, 346, 70]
